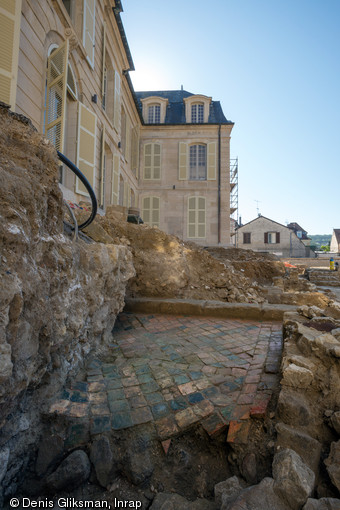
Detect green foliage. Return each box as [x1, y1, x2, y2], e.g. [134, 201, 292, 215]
[309, 235, 332, 250]
[320, 244, 330, 252]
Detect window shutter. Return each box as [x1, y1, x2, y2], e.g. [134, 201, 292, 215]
[144, 143, 152, 179]
[83, 0, 96, 68]
[188, 197, 206, 238]
[276, 232, 280, 244]
[113, 70, 120, 130]
[151, 197, 160, 226]
[207, 142, 216, 180]
[125, 117, 130, 162]
[153, 143, 161, 179]
[179, 142, 188, 180]
[142, 196, 159, 227]
[142, 197, 150, 224]
[99, 126, 105, 207]
[111, 154, 119, 205]
[131, 126, 139, 172]
[123, 181, 128, 207]
[76, 102, 97, 195]
[264, 232, 268, 244]
[0, 0, 21, 106]
[101, 21, 106, 97]
[45, 39, 69, 151]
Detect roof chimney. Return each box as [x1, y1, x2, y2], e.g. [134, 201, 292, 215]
[181, 84, 183, 91]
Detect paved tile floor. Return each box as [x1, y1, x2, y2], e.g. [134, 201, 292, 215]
[50, 313, 282, 442]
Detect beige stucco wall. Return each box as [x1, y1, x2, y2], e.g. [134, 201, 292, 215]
[330, 231, 340, 253]
[238, 216, 308, 257]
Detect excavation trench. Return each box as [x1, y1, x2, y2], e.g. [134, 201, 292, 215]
[3, 312, 282, 508]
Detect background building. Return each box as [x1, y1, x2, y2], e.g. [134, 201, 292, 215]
[0, 0, 235, 246]
[237, 216, 313, 257]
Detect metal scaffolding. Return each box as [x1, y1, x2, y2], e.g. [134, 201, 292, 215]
[230, 158, 238, 247]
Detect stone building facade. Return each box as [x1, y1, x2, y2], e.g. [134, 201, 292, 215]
[0, 0, 234, 247]
[237, 216, 311, 258]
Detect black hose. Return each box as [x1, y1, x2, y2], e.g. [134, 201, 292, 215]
[57, 151, 97, 230]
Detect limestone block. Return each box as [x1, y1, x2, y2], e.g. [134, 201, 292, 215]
[0, 447, 10, 484]
[325, 440, 340, 492]
[331, 412, 340, 436]
[273, 449, 315, 510]
[325, 302, 340, 320]
[277, 389, 312, 426]
[282, 363, 313, 389]
[45, 450, 91, 491]
[222, 477, 291, 510]
[276, 422, 322, 474]
[303, 498, 340, 510]
[0, 343, 13, 380]
[90, 436, 116, 488]
[214, 475, 243, 507]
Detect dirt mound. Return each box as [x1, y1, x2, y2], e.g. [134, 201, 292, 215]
[75, 208, 264, 304]
[206, 247, 286, 285]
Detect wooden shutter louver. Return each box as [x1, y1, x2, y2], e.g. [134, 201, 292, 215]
[207, 142, 216, 180]
[144, 143, 152, 179]
[99, 126, 105, 207]
[276, 232, 280, 244]
[264, 232, 268, 244]
[153, 143, 161, 179]
[45, 39, 69, 151]
[188, 196, 206, 239]
[111, 154, 119, 205]
[113, 70, 120, 130]
[101, 21, 106, 97]
[142, 196, 159, 227]
[0, 0, 21, 106]
[83, 0, 96, 68]
[76, 102, 97, 195]
[179, 142, 188, 180]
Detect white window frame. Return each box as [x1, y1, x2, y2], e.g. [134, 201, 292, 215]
[191, 103, 204, 123]
[189, 144, 207, 180]
[148, 104, 161, 124]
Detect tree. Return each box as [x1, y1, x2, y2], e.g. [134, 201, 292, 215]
[320, 244, 330, 252]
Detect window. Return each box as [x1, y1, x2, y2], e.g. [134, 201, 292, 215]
[142, 197, 160, 227]
[102, 66, 107, 110]
[148, 104, 161, 124]
[188, 197, 206, 239]
[243, 233, 251, 244]
[191, 103, 204, 123]
[265, 232, 280, 244]
[45, 41, 69, 151]
[83, 0, 96, 68]
[62, 0, 74, 19]
[189, 144, 206, 180]
[144, 143, 161, 180]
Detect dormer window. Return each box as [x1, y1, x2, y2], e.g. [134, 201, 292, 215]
[141, 96, 168, 124]
[191, 103, 204, 123]
[184, 94, 212, 123]
[148, 104, 161, 124]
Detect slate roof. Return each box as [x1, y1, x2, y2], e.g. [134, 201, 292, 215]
[134, 90, 233, 125]
[287, 222, 309, 240]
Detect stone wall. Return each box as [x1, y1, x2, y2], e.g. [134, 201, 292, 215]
[0, 107, 135, 500]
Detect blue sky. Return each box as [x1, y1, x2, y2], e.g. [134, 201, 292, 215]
[122, 0, 339, 235]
